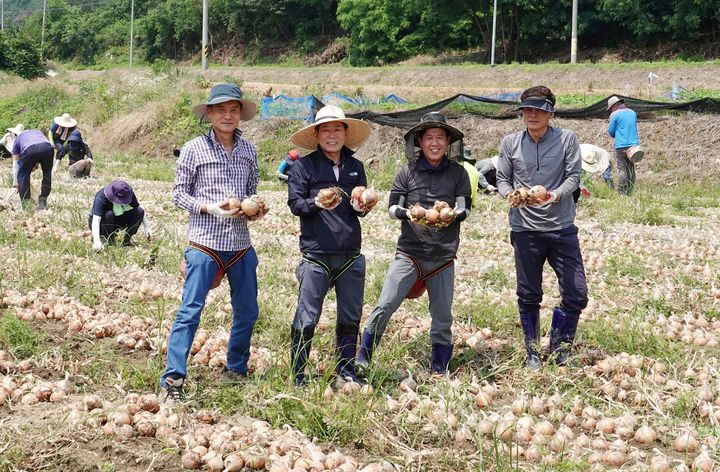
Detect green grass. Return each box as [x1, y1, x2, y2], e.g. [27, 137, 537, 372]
[0, 313, 43, 358]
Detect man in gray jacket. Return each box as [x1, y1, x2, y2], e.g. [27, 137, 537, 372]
[496, 85, 588, 370]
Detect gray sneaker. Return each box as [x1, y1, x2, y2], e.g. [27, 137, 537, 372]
[221, 368, 248, 385]
[159, 376, 185, 402]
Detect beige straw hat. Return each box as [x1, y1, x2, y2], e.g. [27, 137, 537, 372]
[54, 113, 77, 128]
[580, 143, 610, 175]
[290, 105, 371, 151]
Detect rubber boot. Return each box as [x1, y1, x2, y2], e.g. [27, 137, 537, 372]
[290, 327, 314, 386]
[519, 311, 542, 370]
[336, 333, 363, 385]
[356, 329, 380, 372]
[548, 307, 580, 366]
[36, 196, 47, 211]
[430, 343, 453, 374]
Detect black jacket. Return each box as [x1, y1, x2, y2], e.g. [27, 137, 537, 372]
[287, 146, 367, 255]
[389, 157, 472, 261]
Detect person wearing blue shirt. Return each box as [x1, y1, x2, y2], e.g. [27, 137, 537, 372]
[607, 96, 640, 195]
[277, 149, 299, 183]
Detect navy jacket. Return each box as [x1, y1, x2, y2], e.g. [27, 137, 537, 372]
[287, 146, 367, 255]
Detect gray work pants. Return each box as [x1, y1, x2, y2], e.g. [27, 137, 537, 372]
[364, 253, 455, 345]
[292, 253, 366, 334]
[615, 147, 636, 195]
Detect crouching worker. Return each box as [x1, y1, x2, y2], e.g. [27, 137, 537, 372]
[357, 112, 471, 376]
[160, 84, 262, 402]
[496, 85, 588, 370]
[89, 180, 151, 250]
[287, 105, 375, 386]
[55, 130, 94, 178]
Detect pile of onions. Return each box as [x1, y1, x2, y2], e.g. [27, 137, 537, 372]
[0, 372, 72, 407]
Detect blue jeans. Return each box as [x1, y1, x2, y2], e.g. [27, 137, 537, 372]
[602, 163, 615, 190]
[161, 246, 259, 385]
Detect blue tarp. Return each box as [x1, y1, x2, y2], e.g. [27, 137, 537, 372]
[261, 95, 317, 122]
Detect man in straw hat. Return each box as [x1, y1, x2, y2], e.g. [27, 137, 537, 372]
[89, 180, 151, 250]
[356, 111, 471, 376]
[607, 96, 642, 195]
[11, 127, 54, 210]
[49, 113, 78, 161]
[160, 83, 261, 402]
[496, 85, 588, 370]
[287, 104, 377, 386]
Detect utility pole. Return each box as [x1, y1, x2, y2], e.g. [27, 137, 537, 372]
[570, 0, 578, 64]
[129, 0, 135, 66]
[1, 0, 4, 31]
[41, 0, 47, 59]
[201, 0, 208, 72]
[490, 0, 498, 66]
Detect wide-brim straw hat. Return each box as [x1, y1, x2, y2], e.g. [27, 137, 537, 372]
[606, 96, 624, 111]
[6, 124, 24, 135]
[580, 145, 610, 175]
[403, 112, 464, 146]
[291, 105, 371, 150]
[193, 83, 256, 122]
[54, 113, 77, 128]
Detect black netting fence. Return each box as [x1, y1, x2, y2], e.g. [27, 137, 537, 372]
[342, 94, 720, 129]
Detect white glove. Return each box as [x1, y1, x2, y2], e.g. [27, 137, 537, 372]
[546, 191, 559, 204]
[92, 240, 104, 252]
[52, 160, 59, 174]
[206, 201, 239, 218]
[486, 184, 497, 193]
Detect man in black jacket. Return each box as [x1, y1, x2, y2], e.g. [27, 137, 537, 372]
[287, 105, 375, 386]
[357, 112, 471, 375]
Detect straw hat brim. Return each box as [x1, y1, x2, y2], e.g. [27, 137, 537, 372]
[581, 153, 610, 175]
[193, 99, 257, 122]
[54, 116, 77, 128]
[404, 121, 464, 145]
[7, 126, 24, 135]
[290, 117, 371, 151]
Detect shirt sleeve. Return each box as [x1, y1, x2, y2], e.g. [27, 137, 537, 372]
[11, 138, 20, 156]
[608, 114, 618, 138]
[496, 137, 514, 197]
[91, 191, 108, 217]
[172, 146, 203, 214]
[554, 132, 582, 201]
[388, 166, 411, 220]
[287, 159, 322, 216]
[85, 144, 93, 160]
[454, 166, 472, 222]
[246, 147, 260, 196]
[130, 194, 140, 209]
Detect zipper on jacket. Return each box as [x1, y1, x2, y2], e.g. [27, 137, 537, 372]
[536, 141, 540, 171]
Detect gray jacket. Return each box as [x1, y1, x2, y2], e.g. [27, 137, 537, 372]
[496, 126, 581, 232]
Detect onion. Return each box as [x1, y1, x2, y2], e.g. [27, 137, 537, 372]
[674, 432, 698, 452]
[361, 188, 378, 207]
[227, 197, 242, 209]
[693, 449, 713, 472]
[424, 209, 439, 225]
[82, 394, 102, 411]
[602, 450, 626, 467]
[529, 185, 547, 201]
[409, 204, 426, 220]
[474, 391, 490, 408]
[181, 451, 202, 470]
[535, 420, 555, 436]
[240, 198, 260, 217]
[137, 394, 159, 413]
[439, 207, 455, 224]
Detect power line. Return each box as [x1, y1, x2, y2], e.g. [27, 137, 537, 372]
[4, 0, 119, 15]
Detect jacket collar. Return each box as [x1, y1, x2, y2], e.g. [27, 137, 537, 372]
[417, 152, 449, 172]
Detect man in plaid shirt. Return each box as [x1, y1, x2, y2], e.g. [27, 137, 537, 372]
[160, 84, 261, 402]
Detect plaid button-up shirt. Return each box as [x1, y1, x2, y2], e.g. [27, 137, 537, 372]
[173, 128, 259, 251]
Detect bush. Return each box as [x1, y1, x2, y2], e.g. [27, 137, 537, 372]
[0, 33, 44, 79]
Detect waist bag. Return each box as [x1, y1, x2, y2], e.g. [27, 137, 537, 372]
[181, 242, 250, 290]
[403, 254, 454, 299]
[302, 254, 361, 287]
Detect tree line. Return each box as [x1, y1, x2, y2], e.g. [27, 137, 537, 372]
[1, 0, 719, 74]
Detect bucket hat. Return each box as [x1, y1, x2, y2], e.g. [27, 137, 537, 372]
[54, 113, 77, 128]
[290, 105, 371, 150]
[68, 130, 83, 142]
[607, 96, 624, 111]
[6, 124, 24, 135]
[193, 83, 256, 122]
[104, 180, 134, 205]
[404, 112, 464, 162]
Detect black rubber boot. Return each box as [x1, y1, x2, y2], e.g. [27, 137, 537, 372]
[548, 306, 580, 366]
[430, 343, 453, 374]
[336, 333, 364, 385]
[36, 197, 47, 211]
[356, 329, 380, 372]
[519, 311, 542, 370]
[290, 327, 314, 386]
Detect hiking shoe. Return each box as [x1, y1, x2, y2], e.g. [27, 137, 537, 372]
[159, 376, 185, 402]
[221, 368, 248, 385]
